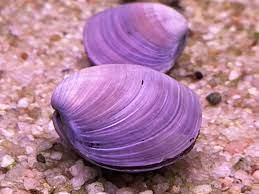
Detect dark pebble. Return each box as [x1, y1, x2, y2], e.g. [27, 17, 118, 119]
[0, 70, 4, 79]
[194, 71, 203, 80]
[61, 68, 71, 73]
[20, 52, 28, 60]
[206, 92, 222, 105]
[36, 153, 46, 163]
[52, 142, 64, 151]
[251, 39, 258, 47]
[29, 189, 41, 194]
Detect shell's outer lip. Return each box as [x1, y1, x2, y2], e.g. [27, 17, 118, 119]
[73, 130, 200, 173]
[170, 33, 188, 65]
[52, 107, 200, 173]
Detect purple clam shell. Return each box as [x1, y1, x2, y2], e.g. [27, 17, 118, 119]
[51, 64, 202, 172]
[83, 3, 188, 72]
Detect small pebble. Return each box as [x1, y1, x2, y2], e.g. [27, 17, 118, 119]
[1, 155, 15, 168]
[194, 71, 203, 80]
[69, 160, 97, 190]
[25, 146, 34, 154]
[0, 187, 13, 194]
[252, 170, 259, 181]
[206, 92, 222, 105]
[104, 181, 118, 194]
[31, 126, 44, 136]
[37, 141, 53, 152]
[86, 182, 105, 194]
[36, 153, 46, 163]
[46, 175, 67, 187]
[212, 162, 231, 178]
[17, 98, 29, 108]
[229, 70, 241, 80]
[153, 183, 170, 194]
[69, 160, 85, 176]
[50, 34, 61, 42]
[48, 121, 55, 131]
[192, 184, 212, 194]
[23, 177, 40, 190]
[20, 52, 28, 60]
[208, 79, 218, 88]
[50, 151, 62, 160]
[71, 176, 86, 190]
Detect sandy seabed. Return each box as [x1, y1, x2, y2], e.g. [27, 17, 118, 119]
[0, 0, 258, 193]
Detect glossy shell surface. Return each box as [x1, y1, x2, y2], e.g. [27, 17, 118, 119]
[83, 3, 188, 72]
[51, 64, 202, 172]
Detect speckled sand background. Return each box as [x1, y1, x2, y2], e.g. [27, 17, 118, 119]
[0, 0, 259, 194]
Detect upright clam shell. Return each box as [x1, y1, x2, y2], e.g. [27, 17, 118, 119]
[83, 3, 188, 72]
[51, 64, 201, 172]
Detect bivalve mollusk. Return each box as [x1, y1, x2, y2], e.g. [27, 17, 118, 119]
[51, 64, 201, 172]
[83, 3, 188, 72]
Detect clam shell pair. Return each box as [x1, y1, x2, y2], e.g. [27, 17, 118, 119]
[51, 64, 202, 172]
[51, 3, 201, 172]
[83, 3, 188, 72]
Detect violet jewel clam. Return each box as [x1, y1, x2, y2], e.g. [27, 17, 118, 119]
[83, 3, 188, 72]
[51, 64, 201, 172]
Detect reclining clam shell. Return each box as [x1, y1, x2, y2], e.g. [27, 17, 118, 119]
[51, 64, 201, 172]
[83, 3, 188, 72]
